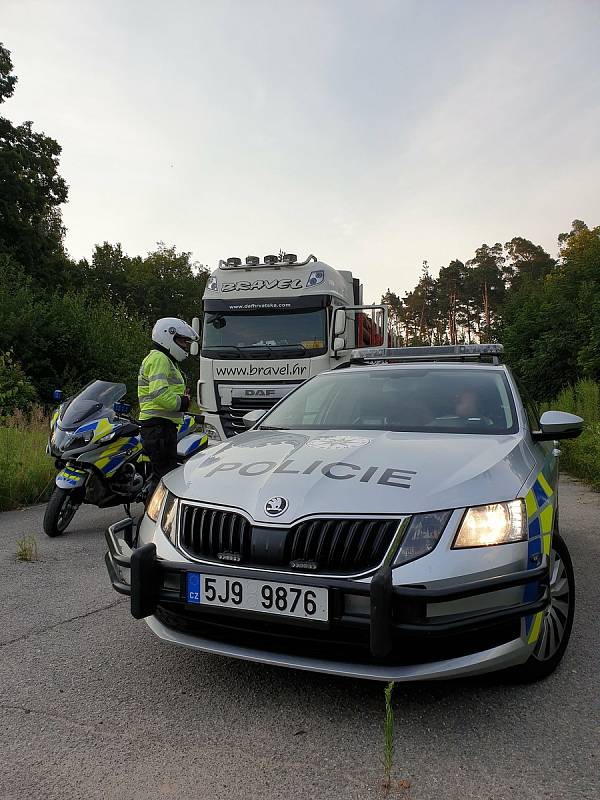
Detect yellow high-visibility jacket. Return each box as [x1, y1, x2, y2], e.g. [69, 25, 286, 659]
[138, 349, 186, 424]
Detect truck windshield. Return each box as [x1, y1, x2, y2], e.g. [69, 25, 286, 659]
[202, 308, 327, 359]
[259, 368, 519, 435]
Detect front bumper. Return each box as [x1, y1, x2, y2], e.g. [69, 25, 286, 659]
[105, 518, 550, 681]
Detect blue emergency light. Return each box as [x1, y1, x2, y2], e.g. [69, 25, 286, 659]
[113, 402, 131, 415]
[53, 389, 63, 402]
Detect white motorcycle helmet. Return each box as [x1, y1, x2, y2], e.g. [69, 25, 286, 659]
[152, 317, 199, 362]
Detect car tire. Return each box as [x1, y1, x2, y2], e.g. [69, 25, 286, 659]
[43, 487, 80, 537]
[507, 531, 575, 683]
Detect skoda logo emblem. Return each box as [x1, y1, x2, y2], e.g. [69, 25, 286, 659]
[265, 497, 288, 517]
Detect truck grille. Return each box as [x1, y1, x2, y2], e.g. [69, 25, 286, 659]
[178, 504, 401, 575]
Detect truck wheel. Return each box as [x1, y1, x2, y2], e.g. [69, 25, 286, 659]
[43, 487, 80, 537]
[508, 531, 575, 683]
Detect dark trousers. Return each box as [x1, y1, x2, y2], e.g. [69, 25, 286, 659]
[140, 418, 178, 497]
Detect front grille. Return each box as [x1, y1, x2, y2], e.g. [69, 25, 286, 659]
[178, 503, 401, 574]
[220, 397, 280, 438]
[179, 505, 252, 561]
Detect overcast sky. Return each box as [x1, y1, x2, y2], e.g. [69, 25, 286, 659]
[4, 0, 600, 302]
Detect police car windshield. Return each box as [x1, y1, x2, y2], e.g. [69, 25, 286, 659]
[202, 308, 327, 359]
[260, 368, 519, 435]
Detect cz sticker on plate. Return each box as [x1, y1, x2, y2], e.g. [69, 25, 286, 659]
[186, 573, 328, 621]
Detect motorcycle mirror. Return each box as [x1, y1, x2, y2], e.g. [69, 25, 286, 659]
[53, 389, 63, 402]
[113, 401, 132, 414]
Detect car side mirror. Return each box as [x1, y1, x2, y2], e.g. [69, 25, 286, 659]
[242, 409, 267, 429]
[532, 410, 584, 441]
[333, 308, 347, 336]
[333, 336, 346, 353]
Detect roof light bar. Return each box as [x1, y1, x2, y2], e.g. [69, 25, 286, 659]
[218, 254, 318, 269]
[350, 344, 504, 365]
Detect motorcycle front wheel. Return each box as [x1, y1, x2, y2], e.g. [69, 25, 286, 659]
[43, 487, 81, 537]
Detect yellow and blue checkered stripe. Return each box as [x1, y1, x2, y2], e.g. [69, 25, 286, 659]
[524, 469, 555, 643]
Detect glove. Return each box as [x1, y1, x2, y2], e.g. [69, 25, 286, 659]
[179, 394, 191, 412]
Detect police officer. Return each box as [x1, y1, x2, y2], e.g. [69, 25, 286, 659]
[138, 318, 199, 496]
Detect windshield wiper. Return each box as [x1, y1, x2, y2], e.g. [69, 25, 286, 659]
[201, 345, 242, 357]
[258, 425, 290, 431]
[238, 344, 307, 358]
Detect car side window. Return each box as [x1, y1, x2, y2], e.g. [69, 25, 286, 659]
[517, 385, 540, 431]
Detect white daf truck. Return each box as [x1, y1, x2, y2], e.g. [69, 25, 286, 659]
[192, 253, 388, 443]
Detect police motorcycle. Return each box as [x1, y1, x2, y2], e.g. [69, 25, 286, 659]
[44, 380, 208, 537]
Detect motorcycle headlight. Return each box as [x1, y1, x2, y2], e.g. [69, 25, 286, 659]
[453, 500, 526, 548]
[146, 481, 167, 522]
[394, 510, 452, 566]
[161, 493, 178, 542]
[64, 430, 94, 450]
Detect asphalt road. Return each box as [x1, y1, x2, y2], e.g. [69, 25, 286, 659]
[0, 476, 598, 800]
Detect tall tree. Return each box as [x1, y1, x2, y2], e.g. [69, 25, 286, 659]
[0, 43, 69, 285]
[504, 237, 555, 289]
[466, 243, 506, 342]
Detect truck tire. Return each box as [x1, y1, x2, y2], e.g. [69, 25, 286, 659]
[43, 487, 80, 537]
[508, 531, 575, 683]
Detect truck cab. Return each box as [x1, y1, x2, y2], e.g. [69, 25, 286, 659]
[193, 253, 388, 443]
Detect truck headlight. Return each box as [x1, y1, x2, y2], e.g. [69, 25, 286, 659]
[453, 500, 526, 548]
[161, 493, 178, 541]
[146, 481, 167, 522]
[394, 510, 452, 566]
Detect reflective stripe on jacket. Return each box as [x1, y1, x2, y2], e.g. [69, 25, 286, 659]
[138, 349, 185, 423]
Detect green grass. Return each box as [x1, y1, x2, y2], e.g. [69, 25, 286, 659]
[0, 407, 55, 511]
[547, 380, 600, 489]
[16, 534, 39, 561]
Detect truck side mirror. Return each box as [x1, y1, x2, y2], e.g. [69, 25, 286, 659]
[190, 317, 200, 356]
[333, 336, 346, 353]
[190, 341, 199, 356]
[242, 409, 267, 429]
[333, 309, 347, 336]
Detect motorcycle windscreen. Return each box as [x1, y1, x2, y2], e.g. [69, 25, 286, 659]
[60, 381, 126, 428]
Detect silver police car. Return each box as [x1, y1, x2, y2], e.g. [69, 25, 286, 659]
[106, 345, 583, 682]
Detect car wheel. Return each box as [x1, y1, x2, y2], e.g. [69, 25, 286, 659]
[508, 531, 575, 683]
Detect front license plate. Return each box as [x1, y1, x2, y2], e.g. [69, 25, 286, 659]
[186, 572, 328, 622]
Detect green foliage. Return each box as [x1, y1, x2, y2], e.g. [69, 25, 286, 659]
[0, 46, 69, 286]
[16, 535, 39, 562]
[0, 259, 150, 402]
[0, 407, 55, 511]
[382, 681, 395, 790]
[0, 42, 17, 102]
[547, 380, 600, 489]
[0, 350, 37, 415]
[79, 241, 209, 324]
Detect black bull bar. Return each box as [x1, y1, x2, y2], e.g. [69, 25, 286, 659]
[105, 518, 550, 659]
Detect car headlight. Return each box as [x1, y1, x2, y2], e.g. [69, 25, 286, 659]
[394, 510, 452, 566]
[146, 481, 167, 522]
[161, 493, 178, 541]
[453, 500, 526, 548]
[203, 423, 221, 442]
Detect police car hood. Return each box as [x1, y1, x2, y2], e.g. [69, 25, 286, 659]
[166, 429, 533, 522]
